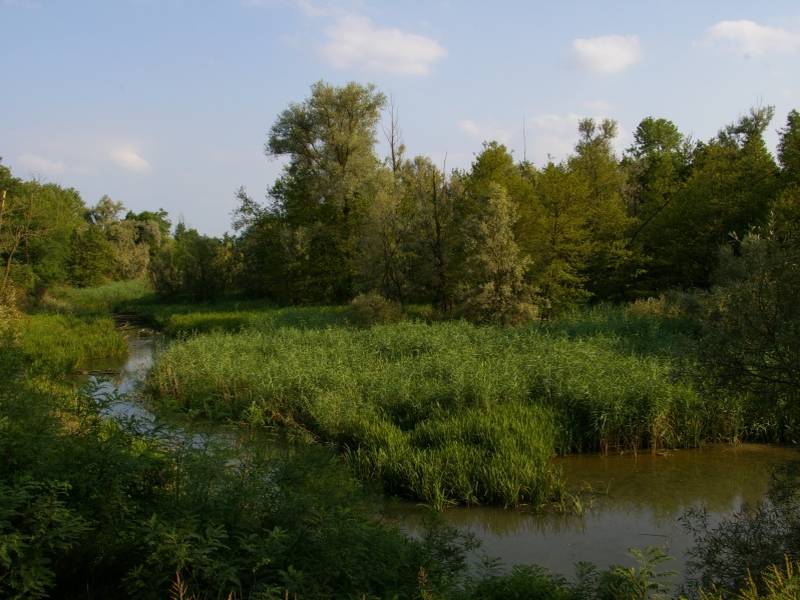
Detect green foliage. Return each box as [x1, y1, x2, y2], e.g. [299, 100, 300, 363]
[531, 163, 593, 317]
[459, 183, 537, 325]
[67, 226, 116, 287]
[146, 305, 725, 506]
[1, 304, 477, 599]
[17, 314, 127, 373]
[150, 225, 237, 300]
[265, 80, 387, 302]
[350, 291, 403, 325]
[0, 480, 91, 599]
[40, 279, 152, 315]
[463, 565, 575, 600]
[700, 222, 800, 442]
[778, 110, 800, 187]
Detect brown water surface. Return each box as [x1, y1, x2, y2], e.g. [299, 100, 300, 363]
[387, 445, 799, 578]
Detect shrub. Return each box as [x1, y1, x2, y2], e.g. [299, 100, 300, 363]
[350, 291, 403, 325]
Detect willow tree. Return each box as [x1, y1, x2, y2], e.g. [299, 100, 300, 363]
[266, 81, 386, 301]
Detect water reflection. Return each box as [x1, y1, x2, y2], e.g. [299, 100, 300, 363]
[387, 445, 798, 578]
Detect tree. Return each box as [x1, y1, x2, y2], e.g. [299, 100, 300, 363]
[88, 195, 124, 232]
[778, 109, 800, 187]
[67, 227, 115, 287]
[403, 156, 459, 311]
[355, 170, 413, 302]
[460, 183, 536, 325]
[464, 142, 539, 257]
[623, 117, 692, 295]
[701, 218, 800, 441]
[568, 118, 634, 300]
[266, 81, 386, 301]
[659, 107, 779, 288]
[530, 163, 592, 317]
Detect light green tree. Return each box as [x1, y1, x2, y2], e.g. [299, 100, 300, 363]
[461, 183, 536, 324]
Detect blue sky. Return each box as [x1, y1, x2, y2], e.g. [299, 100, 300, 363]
[2, 0, 799, 235]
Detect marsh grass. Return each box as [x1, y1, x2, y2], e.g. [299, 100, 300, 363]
[41, 279, 153, 315]
[18, 314, 127, 374]
[146, 305, 736, 507]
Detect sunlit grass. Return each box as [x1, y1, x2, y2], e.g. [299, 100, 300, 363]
[17, 314, 127, 374]
[146, 305, 732, 507]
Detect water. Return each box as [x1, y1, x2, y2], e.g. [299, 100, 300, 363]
[386, 445, 798, 579]
[93, 330, 799, 580]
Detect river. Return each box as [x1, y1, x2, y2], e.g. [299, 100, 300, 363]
[90, 328, 799, 581]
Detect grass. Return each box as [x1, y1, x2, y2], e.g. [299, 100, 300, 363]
[125, 298, 352, 334]
[144, 304, 737, 508]
[17, 313, 127, 374]
[40, 279, 153, 315]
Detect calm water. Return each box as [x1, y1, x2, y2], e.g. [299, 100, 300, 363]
[386, 445, 798, 578]
[94, 330, 799, 579]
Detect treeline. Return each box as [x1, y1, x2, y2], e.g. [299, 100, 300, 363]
[162, 81, 800, 322]
[3, 81, 799, 321]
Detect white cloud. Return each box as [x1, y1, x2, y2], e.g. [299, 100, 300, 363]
[458, 119, 511, 144]
[321, 15, 446, 75]
[110, 146, 151, 173]
[572, 34, 642, 74]
[18, 153, 65, 176]
[703, 20, 800, 56]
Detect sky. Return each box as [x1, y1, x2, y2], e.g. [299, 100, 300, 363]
[2, 0, 799, 235]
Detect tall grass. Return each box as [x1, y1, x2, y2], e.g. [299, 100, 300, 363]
[146, 309, 735, 507]
[127, 299, 353, 335]
[40, 279, 153, 315]
[17, 314, 127, 374]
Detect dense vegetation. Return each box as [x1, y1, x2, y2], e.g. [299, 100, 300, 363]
[147, 303, 710, 508]
[2, 81, 800, 597]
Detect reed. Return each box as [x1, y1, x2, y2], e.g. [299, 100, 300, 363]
[147, 306, 735, 506]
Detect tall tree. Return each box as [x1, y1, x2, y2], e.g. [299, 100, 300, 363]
[530, 162, 592, 317]
[623, 117, 692, 295]
[266, 81, 386, 301]
[568, 118, 633, 300]
[775, 109, 800, 228]
[658, 107, 779, 288]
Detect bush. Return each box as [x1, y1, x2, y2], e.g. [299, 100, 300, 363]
[700, 227, 800, 442]
[350, 291, 403, 325]
[683, 462, 800, 595]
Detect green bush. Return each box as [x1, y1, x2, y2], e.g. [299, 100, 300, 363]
[350, 291, 403, 325]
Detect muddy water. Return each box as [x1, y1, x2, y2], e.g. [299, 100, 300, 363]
[389, 445, 798, 578]
[95, 331, 799, 580]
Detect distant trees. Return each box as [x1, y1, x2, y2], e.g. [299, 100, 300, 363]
[0, 161, 173, 303]
[215, 83, 797, 323]
[5, 82, 796, 323]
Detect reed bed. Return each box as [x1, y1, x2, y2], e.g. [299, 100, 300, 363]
[18, 314, 127, 373]
[146, 311, 734, 507]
